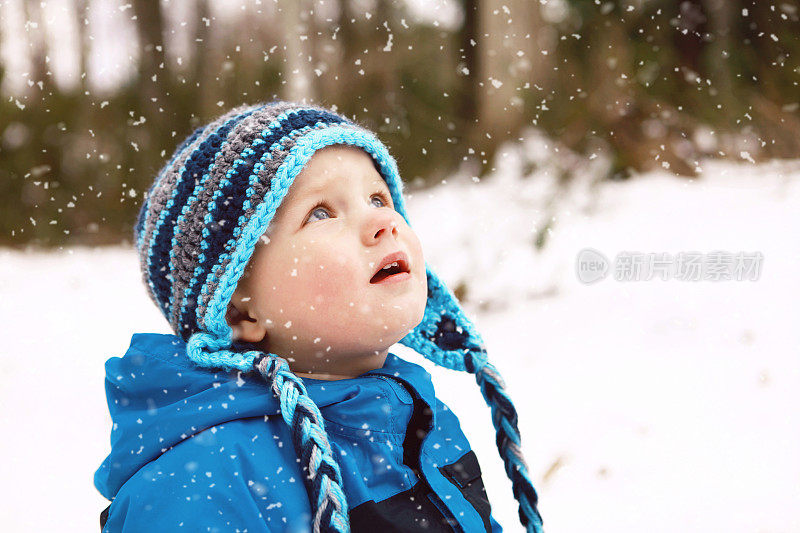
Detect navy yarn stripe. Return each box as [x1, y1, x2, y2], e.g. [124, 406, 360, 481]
[133, 187, 151, 243]
[318, 500, 335, 531]
[299, 428, 315, 480]
[293, 411, 313, 485]
[315, 462, 339, 485]
[148, 109, 259, 313]
[295, 410, 327, 514]
[179, 109, 348, 335]
[293, 400, 319, 426]
[134, 125, 205, 243]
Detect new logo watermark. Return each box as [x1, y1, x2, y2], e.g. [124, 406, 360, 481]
[575, 248, 763, 284]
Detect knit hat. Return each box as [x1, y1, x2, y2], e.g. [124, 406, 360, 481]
[134, 100, 543, 532]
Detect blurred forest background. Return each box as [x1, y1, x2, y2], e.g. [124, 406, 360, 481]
[0, 0, 798, 246]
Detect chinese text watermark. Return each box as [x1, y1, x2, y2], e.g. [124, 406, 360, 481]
[576, 248, 763, 284]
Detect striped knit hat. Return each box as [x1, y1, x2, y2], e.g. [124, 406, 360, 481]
[134, 100, 543, 532]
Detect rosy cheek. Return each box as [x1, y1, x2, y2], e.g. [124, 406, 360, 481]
[296, 253, 356, 304]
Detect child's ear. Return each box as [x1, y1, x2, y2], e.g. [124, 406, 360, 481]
[225, 294, 267, 344]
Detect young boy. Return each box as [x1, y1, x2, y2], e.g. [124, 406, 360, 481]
[94, 101, 543, 533]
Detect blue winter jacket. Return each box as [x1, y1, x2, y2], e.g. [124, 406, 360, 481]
[94, 333, 503, 532]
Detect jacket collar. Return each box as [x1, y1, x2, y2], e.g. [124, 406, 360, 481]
[135, 333, 438, 411]
[302, 352, 438, 415]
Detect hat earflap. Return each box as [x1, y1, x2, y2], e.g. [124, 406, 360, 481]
[400, 265, 489, 371]
[402, 271, 544, 532]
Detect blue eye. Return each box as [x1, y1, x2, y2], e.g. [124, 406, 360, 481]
[371, 192, 391, 208]
[305, 204, 332, 224]
[303, 191, 392, 226]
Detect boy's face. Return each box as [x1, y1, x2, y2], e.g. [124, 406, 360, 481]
[228, 144, 428, 379]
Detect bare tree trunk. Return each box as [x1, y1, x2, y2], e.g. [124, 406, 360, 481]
[22, 0, 50, 93]
[337, 0, 359, 74]
[672, 0, 709, 76]
[366, 0, 399, 120]
[190, 0, 213, 117]
[74, 0, 90, 95]
[703, 0, 737, 120]
[475, 0, 551, 173]
[457, 0, 478, 127]
[279, 0, 314, 103]
[132, 0, 171, 129]
[0, 6, 5, 93]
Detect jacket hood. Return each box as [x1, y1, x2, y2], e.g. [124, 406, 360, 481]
[94, 333, 435, 501]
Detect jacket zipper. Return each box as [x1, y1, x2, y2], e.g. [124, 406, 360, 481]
[369, 374, 462, 532]
[370, 373, 429, 479]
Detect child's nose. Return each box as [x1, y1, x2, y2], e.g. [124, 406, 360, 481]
[362, 209, 399, 245]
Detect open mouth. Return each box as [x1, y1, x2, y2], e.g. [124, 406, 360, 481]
[370, 252, 411, 284]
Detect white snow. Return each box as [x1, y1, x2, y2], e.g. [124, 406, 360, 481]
[1, 147, 799, 532]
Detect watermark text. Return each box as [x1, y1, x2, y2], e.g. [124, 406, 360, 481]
[576, 248, 763, 284]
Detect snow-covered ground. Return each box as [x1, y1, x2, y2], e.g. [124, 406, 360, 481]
[1, 147, 798, 532]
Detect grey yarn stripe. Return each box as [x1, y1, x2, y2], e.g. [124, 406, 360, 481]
[165, 102, 281, 329]
[167, 102, 284, 329]
[137, 105, 248, 305]
[136, 117, 217, 305]
[195, 120, 367, 330]
[138, 104, 245, 269]
[480, 364, 530, 469]
[168, 102, 297, 329]
[506, 440, 530, 471]
[311, 497, 328, 533]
